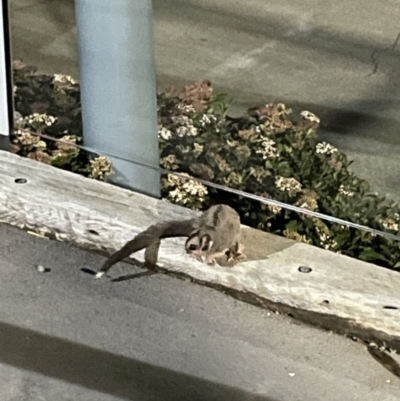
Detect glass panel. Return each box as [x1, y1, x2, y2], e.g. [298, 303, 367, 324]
[9, 0, 400, 269]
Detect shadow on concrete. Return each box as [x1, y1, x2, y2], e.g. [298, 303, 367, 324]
[0, 321, 276, 401]
[154, 0, 400, 142]
[154, 0, 400, 67]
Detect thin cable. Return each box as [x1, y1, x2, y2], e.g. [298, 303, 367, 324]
[23, 131, 400, 242]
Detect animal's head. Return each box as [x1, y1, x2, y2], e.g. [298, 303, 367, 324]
[185, 229, 214, 256]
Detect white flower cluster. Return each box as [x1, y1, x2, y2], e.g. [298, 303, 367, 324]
[316, 228, 339, 251]
[53, 74, 76, 86]
[300, 110, 320, 124]
[256, 139, 278, 159]
[167, 173, 208, 205]
[26, 113, 57, 127]
[268, 205, 282, 215]
[316, 142, 338, 155]
[181, 179, 208, 197]
[255, 124, 266, 134]
[177, 103, 196, 114]
[275, 176, 302, 197]
[198, 113, 217, 127]
[338, 184, 354, 197]
[160, 154, 179, 170]
[172, 115, 198, 137]
[158, 125, 172, 140]
[380, 214, 399, 232]
[193, 143, 204, 157]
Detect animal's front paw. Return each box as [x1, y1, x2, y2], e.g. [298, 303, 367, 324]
[233, 253, 247, 262]
[189, 253, 203, 263]
[206, 255, 217, 265]
[226, 249, 247, 263]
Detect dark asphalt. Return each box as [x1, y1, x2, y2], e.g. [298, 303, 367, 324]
[0, 223, 399, 400]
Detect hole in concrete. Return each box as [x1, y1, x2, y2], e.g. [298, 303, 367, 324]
[383, 305, 398, 310]
[322, 300, 330, 305]
[298, 266, 312, 273]
[14, 178, 27, 184]
[80, 267, 96, 275]
[88, 229, 99, 235]
[36, 265, 51, 273]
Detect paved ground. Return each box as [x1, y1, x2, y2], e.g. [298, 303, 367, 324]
[1, 222, 400, 400]
[4, 4, 400, 400]
[8, 0, 400, 202]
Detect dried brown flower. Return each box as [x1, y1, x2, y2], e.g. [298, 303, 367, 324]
[300, 110, 320, 130]
[236, 145, 252, 161]
[88, 156, 113, 181]
[56, 135, 78, 151]
[189, 163, 215, 180]
[214, 154, 232, 173]
[169, 80, 213, 112]
[237, 129, 257, 141]
[15, 131, 40, 146]
[160, 154, 180, 170]
[27, 150, 52, 164]
[327, 157, 343, 172]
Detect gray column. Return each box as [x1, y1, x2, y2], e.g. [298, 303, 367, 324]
[75, 0, 160, 197]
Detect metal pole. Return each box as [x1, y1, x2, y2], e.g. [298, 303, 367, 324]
[0, 0, 13, 150]
[74, 0, 160, 197]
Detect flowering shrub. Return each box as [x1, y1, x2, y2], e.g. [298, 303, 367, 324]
[11, 61, 400, 269]
[12, 61, 111, 181]
[158, 82, 400, 269]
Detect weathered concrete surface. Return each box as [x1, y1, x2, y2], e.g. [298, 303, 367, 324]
[8, 0, 400, 201]
[2, 223, 400, 400]
[1, 150, 400, 351]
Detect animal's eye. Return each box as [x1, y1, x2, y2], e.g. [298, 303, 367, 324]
[201, 245, 209, 251]
[188, 244, 197, 251]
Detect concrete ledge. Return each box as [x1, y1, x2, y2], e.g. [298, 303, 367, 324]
[1, 150, 400, 350]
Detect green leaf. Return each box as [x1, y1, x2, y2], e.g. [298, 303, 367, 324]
[358, 249, 388, 262]
[285, 220, 299, 230]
